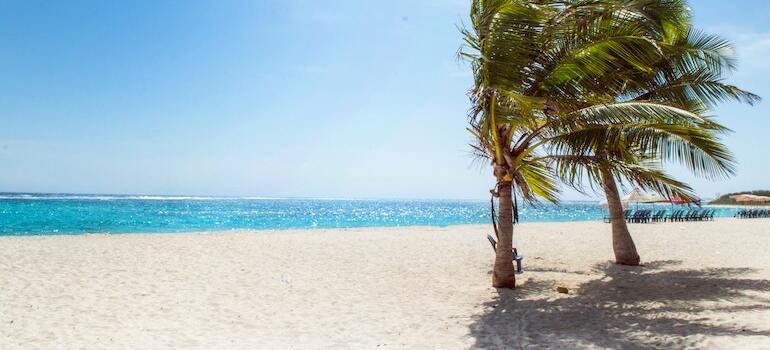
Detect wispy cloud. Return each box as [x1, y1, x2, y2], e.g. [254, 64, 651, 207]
[707, 26, 770, 76]
[737, 34, 770, 73]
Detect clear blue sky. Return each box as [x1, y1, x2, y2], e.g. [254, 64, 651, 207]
[0, 1, 768, 200]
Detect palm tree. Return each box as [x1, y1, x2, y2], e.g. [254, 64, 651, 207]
[460, 0, 696, 287]
[549, 112, 735, 265]
[549, 25, 759, 265]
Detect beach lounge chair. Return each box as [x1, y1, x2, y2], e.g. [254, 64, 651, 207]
[651, 210, 667, 222]
[667, 210, 682, 222]
[487, 234, 523, 273]
[639, 209, 652, 224]
[630, 209, 652, 224]
[604, 209, 631, 223]
[690, 210, 704, 221]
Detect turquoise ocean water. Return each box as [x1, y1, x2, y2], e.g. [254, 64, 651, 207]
[0, 193, 742, 236]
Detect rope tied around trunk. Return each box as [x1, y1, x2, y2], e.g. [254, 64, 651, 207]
[490, 181, 520, 240]
[513, 184, 519, 224]
[490, 187, 499, 240]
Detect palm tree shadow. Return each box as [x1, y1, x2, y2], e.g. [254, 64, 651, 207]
[470, 260, 770, 349]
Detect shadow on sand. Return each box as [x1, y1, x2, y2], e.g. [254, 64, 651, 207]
[469, 261, 770, 349]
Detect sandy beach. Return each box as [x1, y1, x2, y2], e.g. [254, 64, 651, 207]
[1, 219, 769, 349]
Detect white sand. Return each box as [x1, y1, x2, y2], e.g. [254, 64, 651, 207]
[1, 219, 769, 349]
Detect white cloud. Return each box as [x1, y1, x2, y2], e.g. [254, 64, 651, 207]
[706, 26, 770, 77]
[737, 35, 770, 72]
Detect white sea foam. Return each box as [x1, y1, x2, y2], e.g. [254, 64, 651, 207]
[0, 194, 294, 201]
[0, 195, 118, 200]
[0, 194, 402, 201]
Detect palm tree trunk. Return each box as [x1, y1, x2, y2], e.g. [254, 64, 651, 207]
[601, 167, 641, 266]
[492, 181, 516, 288]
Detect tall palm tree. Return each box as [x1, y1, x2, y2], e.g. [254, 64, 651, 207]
[602, 20, 760, 264]
[549, 25, 759, 265]
[461, 0, 695, 287]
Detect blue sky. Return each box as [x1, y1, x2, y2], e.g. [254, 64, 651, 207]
[0, 0, 768, 200]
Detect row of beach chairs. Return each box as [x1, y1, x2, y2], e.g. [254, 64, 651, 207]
[604, 209, 716, 224]
[734, 209, 770, 219]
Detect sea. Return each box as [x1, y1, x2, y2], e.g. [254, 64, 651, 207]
[0, 193, 744, 236]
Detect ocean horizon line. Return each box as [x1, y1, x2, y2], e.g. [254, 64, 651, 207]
[0, 191, 604, 203]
